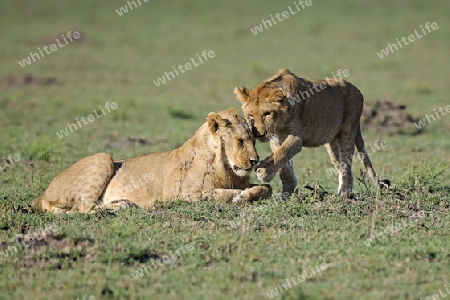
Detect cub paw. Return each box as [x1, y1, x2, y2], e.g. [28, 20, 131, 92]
[255, 159, 277, 182]
[256, 167, 276, 182]
[256, 156, 277, 181]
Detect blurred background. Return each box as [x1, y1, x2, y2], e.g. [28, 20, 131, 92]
[0, 0, 449, 192]
[0, 1, 449, 299]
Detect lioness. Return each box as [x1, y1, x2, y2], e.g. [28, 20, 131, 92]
[234, 69, 388, 198]
[32, 109, 271, 213]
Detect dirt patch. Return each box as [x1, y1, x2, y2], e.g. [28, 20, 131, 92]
[361, 100, 423, 135]
[168, 108, 195, 120]
[26, 30, 86, 46]
[108, 137, 164, 148]
[0, 73, 60, 87]
[43, 30, 86, 44]
[0, 230, 96, 268]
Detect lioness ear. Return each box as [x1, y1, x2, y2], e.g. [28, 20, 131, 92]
[234, 87, 250, 103]
[207, 112, 224, 134]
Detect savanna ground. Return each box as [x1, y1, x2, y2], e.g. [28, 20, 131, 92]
[0, 0, 449, 299]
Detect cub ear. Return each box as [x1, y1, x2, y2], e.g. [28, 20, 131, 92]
[234, 87, 250, 103]
[207, 112, 224, 134]
[267, 68, 292, 83]
[276, 68, 292, 76]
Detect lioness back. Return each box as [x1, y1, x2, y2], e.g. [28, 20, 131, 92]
[101, 152, 170, 208]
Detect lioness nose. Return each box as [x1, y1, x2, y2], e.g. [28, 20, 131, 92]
[250, 158, 259, 166]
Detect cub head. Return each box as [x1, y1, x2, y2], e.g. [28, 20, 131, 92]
[207, 108, 259, 177]
[234, 68, 297, 142]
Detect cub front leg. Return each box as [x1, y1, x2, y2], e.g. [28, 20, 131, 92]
[256, 134, 302, 182]
[255, 155, 277, 182]
[265, 139, 298, 198]
[279, 159, 297, 199]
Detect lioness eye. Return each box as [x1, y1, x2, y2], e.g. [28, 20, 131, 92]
[263, 112, 271, 118]
[238, 139, 244, 146]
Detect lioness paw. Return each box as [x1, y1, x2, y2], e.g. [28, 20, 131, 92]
[232, 190, 248, 202]
[232, 185, 272, 202]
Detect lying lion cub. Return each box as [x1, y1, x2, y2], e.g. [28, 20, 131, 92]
[32, 109, 271, 213]
[234, 69, 389, 198]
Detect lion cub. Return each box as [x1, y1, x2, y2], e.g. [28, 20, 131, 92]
[234, 69, 389, 198]
[32, 109, 271, 213]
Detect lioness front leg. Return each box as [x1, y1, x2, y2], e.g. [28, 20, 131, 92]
[232, 185, 272, 202]
[256, 135, 302, 183]
[205, 186, 272, 202]
[96, 199, 138, 211]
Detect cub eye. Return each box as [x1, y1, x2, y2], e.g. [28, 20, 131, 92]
[238, 139, 245, 146]
[247, 114, 253, 119]
[263, 112, 271, 118]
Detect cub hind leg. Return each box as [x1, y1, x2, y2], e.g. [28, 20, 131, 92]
[336, 128, 357, 197]
[32, 153, 115, 213]
[325, 138, 342, 194]
[354, 125, 390, 189]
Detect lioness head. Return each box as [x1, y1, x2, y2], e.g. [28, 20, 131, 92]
[207, 109, 259, 176]
[234, 69, 297, 142]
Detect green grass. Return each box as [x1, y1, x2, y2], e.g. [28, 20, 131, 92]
[0, 0, 449, 299]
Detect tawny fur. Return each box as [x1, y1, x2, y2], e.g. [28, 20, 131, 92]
[32, 109, 271, 213]
[234, 68, 388, 197]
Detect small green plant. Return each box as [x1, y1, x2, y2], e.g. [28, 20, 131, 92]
[399, 163, 445, 192]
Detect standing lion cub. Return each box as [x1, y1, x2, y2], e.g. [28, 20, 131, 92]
[234, 69, 389, 198]
[32, 109, 271, 213]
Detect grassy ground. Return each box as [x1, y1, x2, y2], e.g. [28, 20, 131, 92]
[0, 0, 449, 299]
